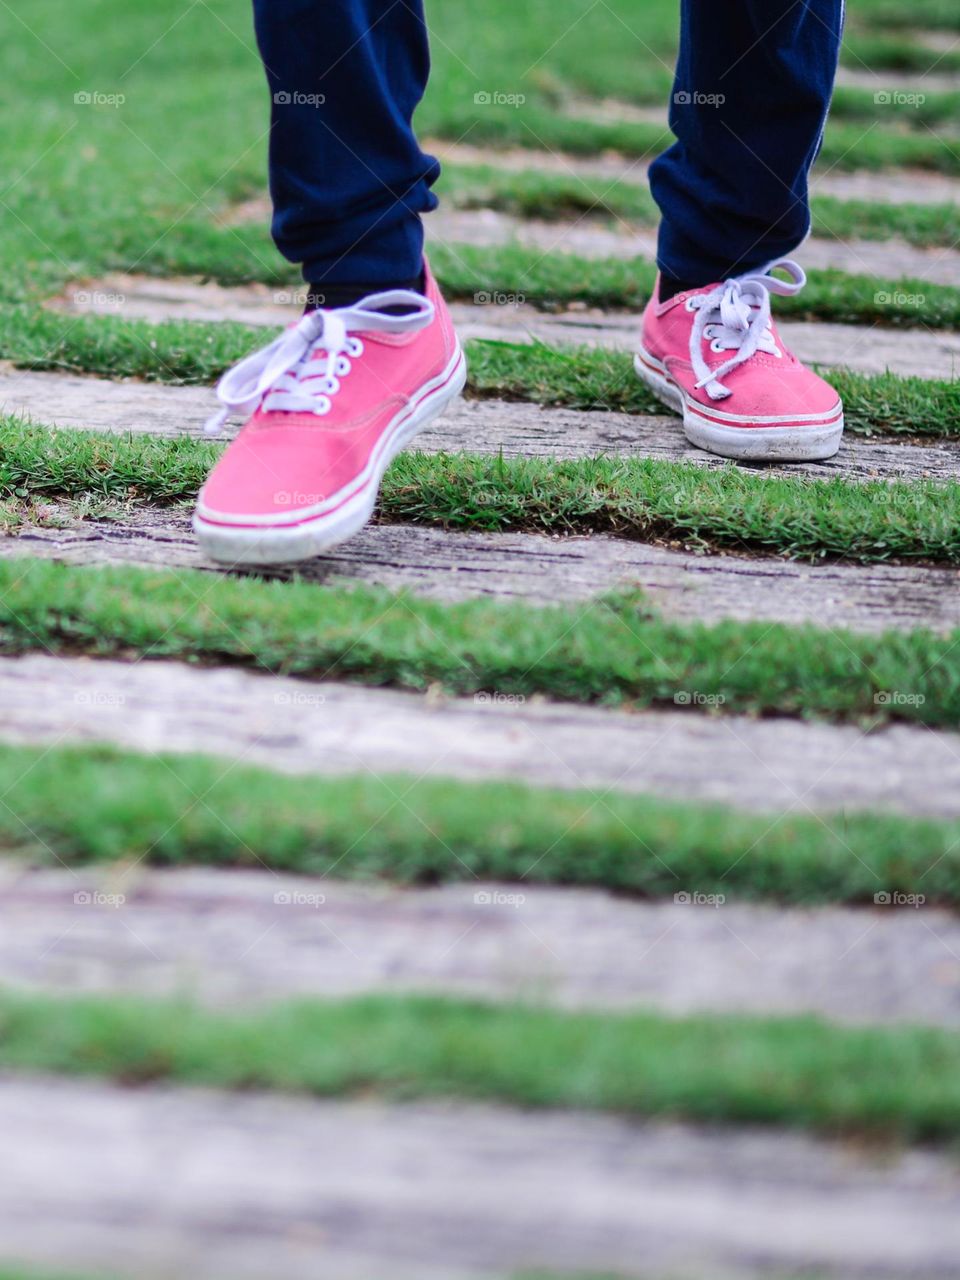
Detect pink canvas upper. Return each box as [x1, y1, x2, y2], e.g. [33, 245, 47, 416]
[198, 262, 458, 522]
[640, 274, 841, 425]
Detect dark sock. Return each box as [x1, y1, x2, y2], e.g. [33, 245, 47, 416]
[658, 273, 701, 303]
[304, 269, 426, 314]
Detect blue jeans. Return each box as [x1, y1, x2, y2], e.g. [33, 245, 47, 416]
[252, 0, 843, 290]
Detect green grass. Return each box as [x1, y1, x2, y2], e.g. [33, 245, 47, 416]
[3, 991, 960, 1143]
[0, 307, 262, 387]
[466, 341, 960, 440]
[5, 416, 960, 564]
[2, 558, 960, 726]
[382, 453, 960, 565]
[43, 230, 960, 331]
[4, 312, 959, 441]
[422, 103, 960, 175]
[430, 245, 960, 330]
[811, 196, 960, 251]
[851, 0, 960, 30]
[426, 107, 960, 175]
[2, 741, 958, 905]
[830, 85, 960, 128]
[0, 0, 956, 348]
[843, 31, 960, 72]
[20, 294, 960, 437]
[19, 217, 956, 333]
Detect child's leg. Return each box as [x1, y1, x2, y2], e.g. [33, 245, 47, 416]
[251, 0, 439, 298]
[635, 0, 845, 464]
[649, 0, 844, 293]
[194, 1, 462, 565]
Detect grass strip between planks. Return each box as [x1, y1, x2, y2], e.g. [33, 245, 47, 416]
[1, 559, 960, 726]
[1, 742, 959, 904]
[1, 991, 960, 1143]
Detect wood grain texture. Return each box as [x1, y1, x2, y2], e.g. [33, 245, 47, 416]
[6, 509, 960, 635]
[2, 654, 960, 818]
[2, 1078, 959, 1280]
[3, 865, 959, 1026]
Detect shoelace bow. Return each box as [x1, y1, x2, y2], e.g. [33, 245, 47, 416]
[204, 289, 435, 435]
[687, 258, 806, 401]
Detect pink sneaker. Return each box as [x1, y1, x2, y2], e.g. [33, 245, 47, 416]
[193, 263, 465, 564]
[635, 259, 843, 461]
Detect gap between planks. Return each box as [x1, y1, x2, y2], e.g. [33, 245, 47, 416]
[2, 654, 960, 819]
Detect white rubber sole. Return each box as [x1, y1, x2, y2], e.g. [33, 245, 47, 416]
[634, 347, 843, 462]
[194, 345, 467, 566]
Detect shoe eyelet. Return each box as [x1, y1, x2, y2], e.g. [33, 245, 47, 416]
[684, 296, 699, 312]
[314, 396, 331, 415]
[347, 337, 364, 357]
[335, 355, 351, 375]
[710, 339, 724, 353]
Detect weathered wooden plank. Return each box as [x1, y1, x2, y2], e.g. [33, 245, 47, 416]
[3, 361, 959, 484]
[2, 1079, 959, 1280]
[835, 65, 960, 94]
[3, 865, 959, 1026]
[6, 510, 960, 635]
[46, 272, 960, 377]
[2, 654, 959, 818]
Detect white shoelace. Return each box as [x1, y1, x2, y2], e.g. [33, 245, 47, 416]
[204, 289, 435, 435]
[686, 258, 806, 401]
